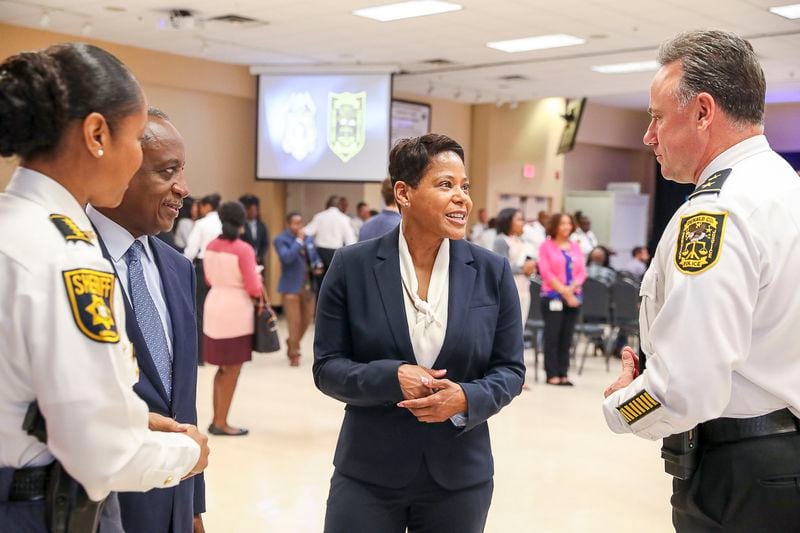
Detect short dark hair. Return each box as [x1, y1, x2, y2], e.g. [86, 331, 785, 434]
[219, 201, 245, 240]
[658, 30, 766, 126]
[546, 213, 575, 239]
[200, 193, 221, 211]
[632, 246, 647, 257]
[0, 42, 143, 160]
[325, 195, 340, 208]
[389, 133, 465, 189]
[380, 177, 396, 207]
[147, 106, 170, 121]
[239, 194, 260, 209]
[176, 196, 194, 221]
[495, 208, 519, 236]
[286, 211, 301, 223]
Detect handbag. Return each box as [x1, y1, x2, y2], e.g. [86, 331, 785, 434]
[254, 289, 280, 353]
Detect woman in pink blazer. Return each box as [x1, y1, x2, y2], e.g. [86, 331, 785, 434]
[203, 201, 262, 436]
[537, 213, 587, 386]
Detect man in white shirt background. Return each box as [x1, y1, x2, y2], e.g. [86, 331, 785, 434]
[304, 195, 357, 283]
[522, 210, 549, 259]
[183, 193, 222, 364]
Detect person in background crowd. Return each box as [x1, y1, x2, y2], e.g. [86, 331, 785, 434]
[476, 216, 497, 250]
[275, 212, 323, 367]
[202, 201, 261, 437]
[586, 246, 617, 287]
[313, 133, 524, 533]
[172, 196, 196, 252]
[571, 211, 599, 258]
[359, 177, 401, 242]
[304, 195, 357, 282]
[522, 210, 548, 259]
[538, 213, 586, 386]
[239, 194, 269, 268]
[469, 207, 489, 242]
[0, 42, 208, 532]
[184, 193, 221, 364]
[494, 208, 537, 322]
[352, 201, 371, 236]
[87, 106, 206, 533]
[603, 29, 800, 531]
[621, 245, 650, 282]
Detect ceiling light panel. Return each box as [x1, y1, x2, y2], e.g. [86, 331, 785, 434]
[353, 1, 463, 22]
[769, 3, 800, 19]
[486, 33, 585, 53]
[591, 60, 660, 74]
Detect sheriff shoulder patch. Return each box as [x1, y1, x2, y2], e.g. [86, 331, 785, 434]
[675, 211, 728, 275]
[49, 214, 93, 245]
[617, 390, 661, 425]
[62, 268, 120, 344]
[688, 168, 731, 200]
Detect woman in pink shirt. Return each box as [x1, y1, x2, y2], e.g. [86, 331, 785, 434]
[203, 201, 263, 436]
[537, 213, 586, 386]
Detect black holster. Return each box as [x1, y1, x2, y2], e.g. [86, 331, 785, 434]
[23, 402, 106, 533]
[661, 428, 700, 480]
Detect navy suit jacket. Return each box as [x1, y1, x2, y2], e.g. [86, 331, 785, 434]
[275, 229, 322, 294]
[98, 235, 205, 533]
[242, 218, 269, 263]
[312, 226, 525, 490]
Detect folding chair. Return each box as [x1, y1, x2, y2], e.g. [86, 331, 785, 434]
[524, 278, 544, 382]
[607, 278, 641, 370]
[576, 278, 612, 375]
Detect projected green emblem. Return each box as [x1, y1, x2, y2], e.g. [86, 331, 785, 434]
[328, 91, 366, 163]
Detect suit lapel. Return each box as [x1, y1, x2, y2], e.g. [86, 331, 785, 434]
[373, 227, 416, 364]
[96, 234, 172, 407]
[434, 239, 476, 367]
[151, 238, 195, 407]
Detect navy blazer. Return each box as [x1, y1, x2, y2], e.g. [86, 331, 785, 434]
[275, 229, 322, 294]
[98, 235, 205, 533]
[242, 218, 269, 263]
[313, 226, 525, 491]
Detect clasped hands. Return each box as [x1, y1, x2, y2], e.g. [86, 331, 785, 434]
[148, 413, 210, 478]
[560, 283, 581, 308]
[396, 364, 467, 423]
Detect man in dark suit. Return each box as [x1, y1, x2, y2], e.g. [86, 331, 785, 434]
[87, 107, 205, 533]
[239, 194, 269, 266]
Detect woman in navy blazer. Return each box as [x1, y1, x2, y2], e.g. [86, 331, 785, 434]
[313, 134, 525, 533]
[275, 212, 323, 366]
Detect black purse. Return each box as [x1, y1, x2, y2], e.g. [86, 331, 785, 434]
[254, 290, 280, 353]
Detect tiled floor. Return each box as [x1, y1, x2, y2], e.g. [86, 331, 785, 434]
[196, 319, 673, 532]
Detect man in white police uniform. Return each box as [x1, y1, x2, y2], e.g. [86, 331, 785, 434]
[603, 30, 800, 532]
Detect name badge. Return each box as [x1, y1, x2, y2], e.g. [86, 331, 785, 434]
[549, 299, 563, 312]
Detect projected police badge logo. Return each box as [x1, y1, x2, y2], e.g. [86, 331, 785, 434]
[328, 91, 366, 163]
[281, 92, 317, 161]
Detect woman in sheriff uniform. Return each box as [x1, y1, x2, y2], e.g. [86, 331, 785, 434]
[0, 43, 209, 532]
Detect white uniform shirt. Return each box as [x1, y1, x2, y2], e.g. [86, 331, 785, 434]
[603, 135, 800, 440]
[0, 168, 199, 501]
[522, 221, 546, 259]
[183, 211, 221, 261]
[571, 228, 598, 258]
[303, 207, 357, 249]
[87, 206, 174, 357]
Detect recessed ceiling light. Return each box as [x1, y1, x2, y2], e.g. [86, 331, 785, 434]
[487, 34, 585, 53]
[769, 3, 800, 19]
[591, 60, 660, 74]
[353, 1, 462, 22]
[104, 6, 127, 12]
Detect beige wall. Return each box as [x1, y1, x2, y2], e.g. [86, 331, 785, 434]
[0, 23, 286, 299]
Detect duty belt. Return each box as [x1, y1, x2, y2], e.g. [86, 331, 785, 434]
[700, 408, 799, 445]
[9, 465, 50, 501]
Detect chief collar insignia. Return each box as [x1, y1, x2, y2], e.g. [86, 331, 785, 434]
[688, 168, 731, 200]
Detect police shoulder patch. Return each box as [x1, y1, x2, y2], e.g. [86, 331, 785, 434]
[49, 214, 93, 245]
[617, 390, 661, 425]
[675, 211, 728, 275]
[62, 268, 120, 344]
[688, 168, 731, 200]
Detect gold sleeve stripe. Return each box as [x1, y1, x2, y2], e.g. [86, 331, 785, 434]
[616, 390, 662, 425]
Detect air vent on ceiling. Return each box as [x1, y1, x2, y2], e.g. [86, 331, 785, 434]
[207, 14, 267, 26]
[498, 74, 529, 81]
[421, 58, 455, 65]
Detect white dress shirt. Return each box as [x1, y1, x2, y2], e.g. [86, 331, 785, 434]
[183, 211, 221, 261]
[0, 168, 198, 501]
[173, 218, 194, 249]
[571, 228, 598, 258]
[303, 206, 357, 249]
[522, 221, 546, 259]
[398, 227, 449, 369]
[604, 135, 800, 439]
[87, 206, 174, 357]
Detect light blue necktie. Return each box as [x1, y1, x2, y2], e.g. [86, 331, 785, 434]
[125, 240, 172, 398]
